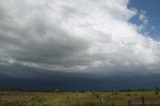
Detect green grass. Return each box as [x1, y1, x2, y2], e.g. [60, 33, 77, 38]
[0, 91, 160, 106]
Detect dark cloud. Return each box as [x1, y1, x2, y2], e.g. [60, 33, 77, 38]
[0, 64, 160, 90]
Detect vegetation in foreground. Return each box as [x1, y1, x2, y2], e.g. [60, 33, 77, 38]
[0, 91, 160, 106]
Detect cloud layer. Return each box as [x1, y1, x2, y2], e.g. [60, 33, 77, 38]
[0, 0, 160, 75]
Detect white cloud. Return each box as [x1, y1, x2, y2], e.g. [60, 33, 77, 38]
[0, 0, 160, 75]
[139, 10, 148, 25]
[136, 10, 149, 31]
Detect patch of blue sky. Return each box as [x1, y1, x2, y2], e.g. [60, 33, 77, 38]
[128, 0, 160, 40]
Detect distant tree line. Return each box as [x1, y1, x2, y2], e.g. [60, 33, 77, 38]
[0, 87, 159, 92]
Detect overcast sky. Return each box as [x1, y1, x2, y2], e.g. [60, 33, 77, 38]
[0, 0, 160, 89]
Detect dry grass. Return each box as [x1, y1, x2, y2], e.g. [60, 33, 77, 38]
[0, 91, 160, 106]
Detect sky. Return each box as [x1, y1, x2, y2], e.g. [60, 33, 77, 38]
[0, 0, 160, 90]
[129, 0, 160, 39]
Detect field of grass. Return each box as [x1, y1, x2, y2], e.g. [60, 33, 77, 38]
[0, 91, 160, 106]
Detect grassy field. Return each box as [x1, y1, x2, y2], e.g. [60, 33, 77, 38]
[0, 91, 160, 106]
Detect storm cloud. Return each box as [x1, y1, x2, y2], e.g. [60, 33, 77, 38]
[0, 0, 160, 76]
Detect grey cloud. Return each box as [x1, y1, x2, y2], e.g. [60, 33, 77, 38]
[0, 0, 160, 75]
[0, 0, 92, 69]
